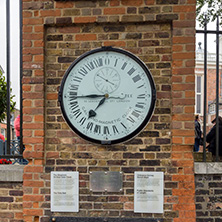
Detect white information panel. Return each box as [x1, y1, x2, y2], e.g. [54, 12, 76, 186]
[134, 171, 164, 213]
[51, 171, 79, 212]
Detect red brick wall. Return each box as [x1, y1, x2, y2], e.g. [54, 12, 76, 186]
[22, 1, 196, 222]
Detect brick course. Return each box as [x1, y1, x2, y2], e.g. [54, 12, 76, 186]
[22, 0, 196, 222]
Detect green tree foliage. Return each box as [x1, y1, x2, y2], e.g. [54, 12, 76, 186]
[0, 68, 16, 123]
[196, 0, 222, 27]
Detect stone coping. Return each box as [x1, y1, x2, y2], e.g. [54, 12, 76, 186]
[1, 163, 222, 181]
[194, 162, 222, 174]
[0, 165, 25, 182]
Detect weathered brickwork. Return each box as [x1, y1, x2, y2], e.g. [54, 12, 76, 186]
[195, 174, 222, 222]
[22, 0, 196, 222]
[45, 21, 172, 219]
[0, 182, 23, 222]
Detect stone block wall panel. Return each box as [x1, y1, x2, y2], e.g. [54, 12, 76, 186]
[22, 1, 196, 222]
[195, 174, 222, 221]
[0, 182, 23, 222]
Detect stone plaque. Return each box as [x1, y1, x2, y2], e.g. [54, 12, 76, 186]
[134, 171, 164, 213]
[51, 171, 79, 212]
[90, 171, 123, 192]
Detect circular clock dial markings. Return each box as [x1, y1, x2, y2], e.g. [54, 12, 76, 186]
[59, 47, 156, 144]
[94, 67, 120, 94]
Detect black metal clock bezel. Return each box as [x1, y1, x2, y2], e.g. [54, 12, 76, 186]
[58, 46, 156, 145]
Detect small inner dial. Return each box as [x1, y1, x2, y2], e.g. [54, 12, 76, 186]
[94, 67, 120, 93]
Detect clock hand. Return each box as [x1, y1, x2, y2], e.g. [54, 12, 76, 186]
[97, 74, 115, 85]
[108, 93, 126, 99]
[88, 97, 106, 118]
[76, 94, 105, 98]
[95, 97, 106, 110]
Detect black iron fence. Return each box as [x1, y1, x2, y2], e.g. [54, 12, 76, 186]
[0, 0, 24, 164]
[196, 16, 222, 162]
[0, 139, 28, 164]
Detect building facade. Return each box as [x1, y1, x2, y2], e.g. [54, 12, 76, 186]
[195, 40, 222, 127]
[21, 1, 196, 222]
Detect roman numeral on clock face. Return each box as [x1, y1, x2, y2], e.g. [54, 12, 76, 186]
[127, 67, 135, 75]
[127, 116, 135, 123]
[86, 122, 93, 131]
[85, 62, 95, 71]
[112, 125, 119, 134]
[70, 101, 78, 110]
[72, 108, 82, 118]
[132, 110, 140, 118]
[137, 94, 146, 99]
[94, 125, 101, 134]
[132, 75, 141, 83]
[73, 76, 82, 83]
[121, 62, 127, 70]
[70, 84, 79, 91]
[78, 117, 86, 126]
[136, 102, 145, 109]
[93, 58, 103, 67]
[104, 126, 110, 134]
[78, 67, 88, 76]
[114, 59, 118, 67]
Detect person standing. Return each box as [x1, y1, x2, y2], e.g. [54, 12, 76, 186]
[0, 133, 5, 141]
[194, 114, 202, 152]
[14, 115, 28, 164]
[206, 116, 222, 157]
[14, 115, 20, 140]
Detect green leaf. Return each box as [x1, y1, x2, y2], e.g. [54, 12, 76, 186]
[196, 0, 222, 27]
[0, 67, 16, 123]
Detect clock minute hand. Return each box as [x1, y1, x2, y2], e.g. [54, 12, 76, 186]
[76, 94, 105, 98]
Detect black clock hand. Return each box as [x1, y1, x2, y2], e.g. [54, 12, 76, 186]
[97, 74, 115, 85]
[88, 97, 106, 118]
[87, 93, 125, 118]
[76, 94, 105, 98]
[95, 97, 106, 110]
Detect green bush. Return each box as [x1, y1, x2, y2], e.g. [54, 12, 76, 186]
[0, 68, 16, 123]
[197, 0, 222, 27]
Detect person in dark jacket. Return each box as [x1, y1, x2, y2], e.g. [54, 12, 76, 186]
[206, 116, 222, 156]
[194, 114, 202, 152]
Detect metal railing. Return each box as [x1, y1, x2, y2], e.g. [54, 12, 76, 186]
[0, 139, 28, 165]
[196, 16, 222, 161]
[0, 0, 24, 162]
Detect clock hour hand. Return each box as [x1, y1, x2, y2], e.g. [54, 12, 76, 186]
[88, 97, 106, 118]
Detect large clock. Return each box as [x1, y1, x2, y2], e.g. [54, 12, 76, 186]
[58, 47, 156, 145]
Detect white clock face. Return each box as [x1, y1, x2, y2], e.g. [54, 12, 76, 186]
[59, 47, 156, 145]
